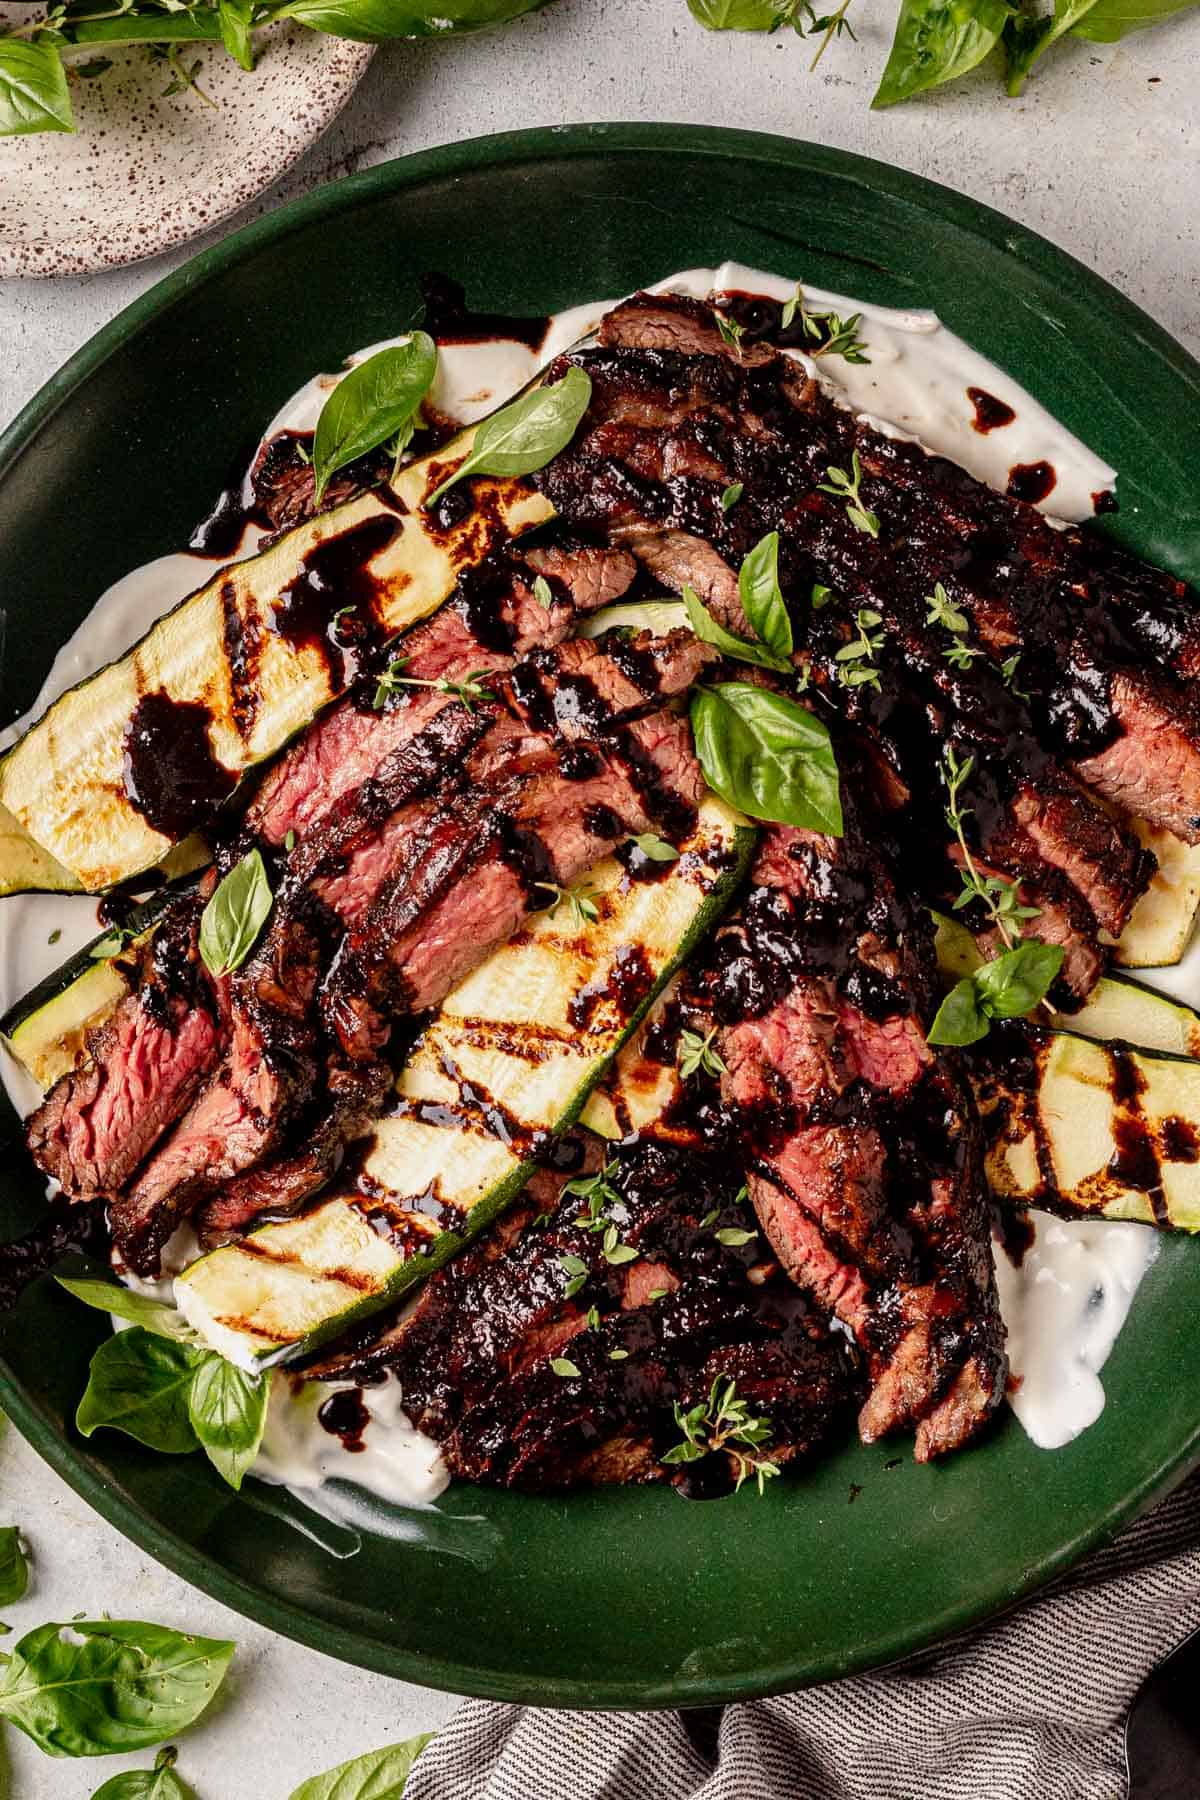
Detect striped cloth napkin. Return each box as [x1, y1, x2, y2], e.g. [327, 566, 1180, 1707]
[406, 1472, 1200, 1800]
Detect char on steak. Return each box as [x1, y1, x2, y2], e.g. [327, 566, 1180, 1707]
[307, 1137, 860, 1491]
[708, 772, 1007, 1461]
[534, 293, 1183, 990]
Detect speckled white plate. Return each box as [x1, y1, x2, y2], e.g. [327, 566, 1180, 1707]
[0, 12, 372, 278]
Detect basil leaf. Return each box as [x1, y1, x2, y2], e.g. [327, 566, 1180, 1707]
[91, 1745, 194, 1800]
[312, 333, 437, 502]
[217, 0, 256, 68]
[288, 1733, 436, 1799]
[682, 584, 791, 674]
[872, 0, 1010, 107]
[198, 849, 272, 980]
[276, 0, 551, 40]
[187, 1357, 271, 1491]
[425, 367, 592, 506]
[1004, 0, 1098, 89]
[690, 682, 843, 835]
[0, 1619, 234, 1757]
[738, 532, 792, 661]
[0, 1528, 29, 1607]
[974, 939, 1064, 1019]
[927, 976, 989, 1047]
[0, 38, 73, 137]
[76, 1329, 202, 1455]
[685, 0, 793, 24]
[57, 1277, 196, 1344]
[1070, 0, 1199, 34]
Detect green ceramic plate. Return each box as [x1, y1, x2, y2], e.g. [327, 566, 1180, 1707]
[2, 125, 1199, 1709]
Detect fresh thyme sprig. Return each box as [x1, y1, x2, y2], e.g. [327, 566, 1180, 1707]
[372, 657, 497, 714]
[941, 746, 1040, 947]
[715, 312, 746, 354]
[925, 581, 983, 671]
[563, 1160, 640, 1264]
[661, 1377, 781, 1495]
[536, 880, 601, 926]
[834, 607, 884, 690]
[678, 1026, 727, 1080]
[798, 0, 857, 70]
[1001, 652, 1031, 701]
[817, 450, 880, 537]
[780, 283, 870, 363]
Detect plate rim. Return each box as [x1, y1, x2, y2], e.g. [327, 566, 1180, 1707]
[0, 31, 374, 281]
[2, 121, 1200, 1707]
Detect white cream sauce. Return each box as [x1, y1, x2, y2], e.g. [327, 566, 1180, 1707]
[0, 263, 1159, 1512]
[994, 1214, 1159, 1449]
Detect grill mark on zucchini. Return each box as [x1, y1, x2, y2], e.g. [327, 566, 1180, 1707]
[220, 578, 264, 739]
[1108, 1049, 1168, 1226]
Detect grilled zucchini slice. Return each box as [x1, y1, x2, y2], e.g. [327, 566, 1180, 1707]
[1113, 819, 1200, 969]
[0, 436, 551, 895]
[174, 798, 755, 1368]
[976, 1025, 1200, 1232]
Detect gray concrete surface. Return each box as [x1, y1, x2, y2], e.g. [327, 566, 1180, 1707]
[0, 2, 1197, 1792]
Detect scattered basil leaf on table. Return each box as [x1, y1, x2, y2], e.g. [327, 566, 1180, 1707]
[1069, 0, 1199, 36]
[737, 531, 793, 661]
[198, 849, 273, 980]
[682, 584, 791, 675]
[685, 0, 794, 24]
[186, 1356, 271, 1492]
[928, 940, 1064, 1046]
[0, 38, 73, 136]
[76, 1329, 203, 1455]
[0, 1619, 234, 1757]
[288, 1732, 436, 1800]
[0, 1526, 29, 1606]
[91, 1745, 194, 1800]
[872, 0, 1011, 107]
[57, 1276, 197, 1344]
[424, 366, 592, 506]
[216, 0, 256, 69]
[690, 682, 843, 835]
[312, 333, 438, 501]
[274, 0, 553, 39]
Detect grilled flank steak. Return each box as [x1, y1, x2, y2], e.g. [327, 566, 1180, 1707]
[17, 282, 1200, 1483]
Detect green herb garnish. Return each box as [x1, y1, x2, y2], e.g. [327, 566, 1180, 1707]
[678, 1026, 727, 1080]
[660, 1376, 781, 1494]
[425, 366, 592, 507]
[312, 333, 437, 502]
[929, 939, 1065, 1047]
[198, 849, 272, 980]
[818, 449, 880, 537]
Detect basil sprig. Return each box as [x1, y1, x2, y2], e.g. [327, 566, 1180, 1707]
[275, 0, 553, 38]
[0, 39, 73, 137]
[198, 849, 272, 980]
[0, 1526, 29, 1607]
[928, 940, 1064, 1047]
[91, 1745, 195, 1799]
[424, 366, 592, 507]
[0, 1619, 234, 1757]
[64, 1282, 271, 1492]
[288, 1733, 436, 1800]
[683, 532, 794, 673]
[690, 681, 842, 835]
[312, 332, 437, 501]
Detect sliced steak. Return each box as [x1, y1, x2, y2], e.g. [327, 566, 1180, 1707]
[319, 631, 711, 1058]
[194, 1057, 393, 1247]
[26, 897, 220, 1202]
[711, 801, 1007, 1461]
[110, 896, 327, 1274]
[309, 1136, 859, 1492]
[247, 532, 635, 848]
